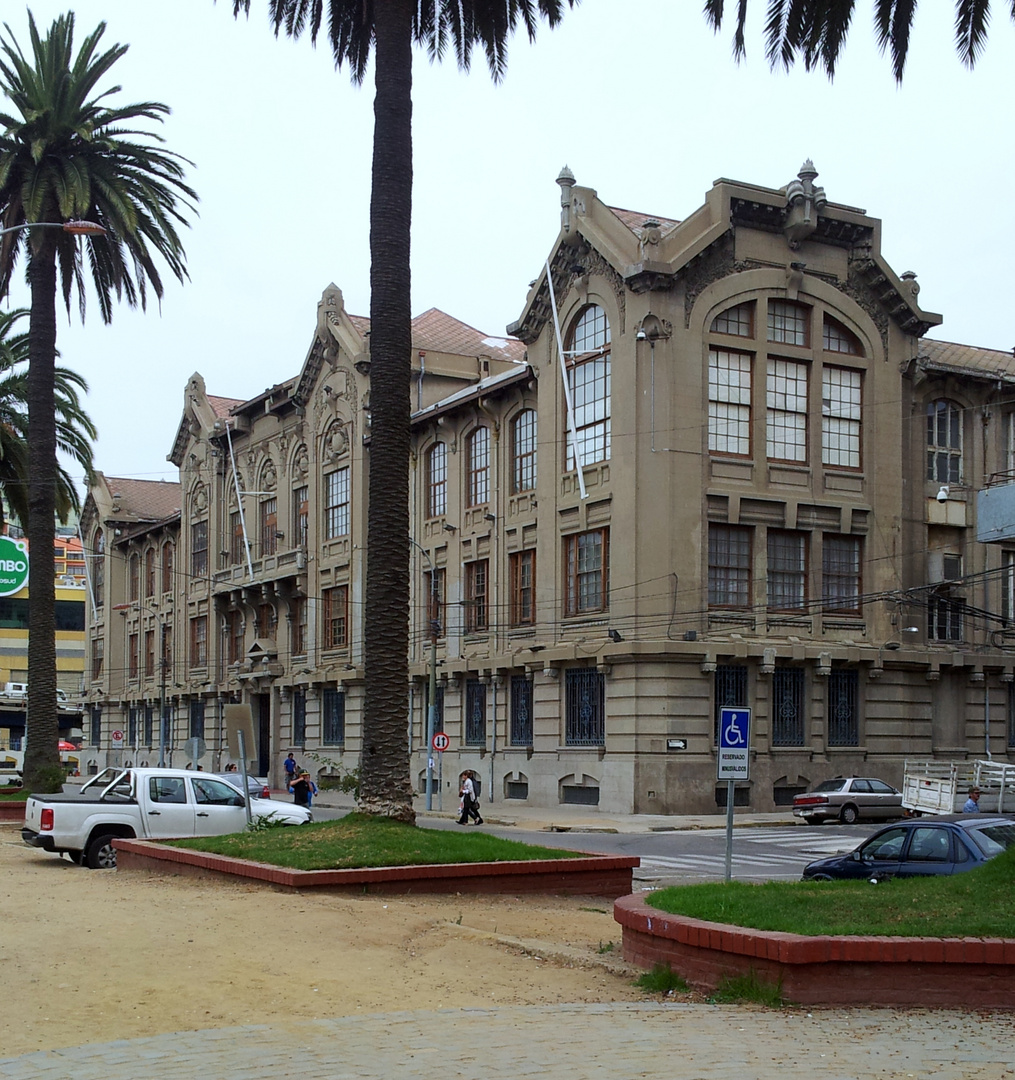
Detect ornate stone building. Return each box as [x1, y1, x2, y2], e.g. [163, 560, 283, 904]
[81, 164, 1015, 813]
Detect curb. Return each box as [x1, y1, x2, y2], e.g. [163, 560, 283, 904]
[613, 893, 1015, 1008]
[114, 838, 639, 898]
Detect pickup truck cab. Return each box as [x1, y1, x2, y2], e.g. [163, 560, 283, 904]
[22, 767, 311, 868]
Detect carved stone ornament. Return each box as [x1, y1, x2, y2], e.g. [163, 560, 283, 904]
[784, 159, 827, 250]
[293, 444, 309, 481]
[191, 481, 208, 514]
[681, 231, 756, 327]
[324, 421, 349, 462]
[260, 460, 277, 493]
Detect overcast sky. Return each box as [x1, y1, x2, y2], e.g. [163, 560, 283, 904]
[6, 1, 1014, 487]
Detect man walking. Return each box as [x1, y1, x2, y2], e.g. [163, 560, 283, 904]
[283, 752, 297, 790]
[457, 772, 483, 826]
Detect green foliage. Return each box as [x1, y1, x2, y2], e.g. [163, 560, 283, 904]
[24, 765, 66, 795]
[708, 970, 783, 1007]
[646, 846, 1015, 939]
[634, 963, 689, 995]
[0, 307, 96, 528]
[245, 812, 292, 832]
[305, 753, 360, 797]
[597, 940, 615, 954]
[168, 812, 589, 871]
[0, 786, 29, 800]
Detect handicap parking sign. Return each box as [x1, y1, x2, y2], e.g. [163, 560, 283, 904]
[718, 707, 751, 780]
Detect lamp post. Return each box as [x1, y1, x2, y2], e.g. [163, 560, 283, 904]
[0, 220, 105, 239]
[410, 539, 440, 810]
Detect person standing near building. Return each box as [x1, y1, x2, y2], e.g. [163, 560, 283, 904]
[457, 771, 483, 826]
[291, 770, 312, 810]
[284, 752, 297, 790]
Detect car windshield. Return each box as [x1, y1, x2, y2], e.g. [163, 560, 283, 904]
[812, 779, 846, 793]
[968, 822, 1015, 858]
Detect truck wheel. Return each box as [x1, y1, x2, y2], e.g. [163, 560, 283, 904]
[839, 804, 859, 825]
[86, 833, 119, 869]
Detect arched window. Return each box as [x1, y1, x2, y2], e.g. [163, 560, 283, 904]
[427, 442, 447, 518]
[566, 304, 611, 467]
[467, 427, 490, 507]
[927, 399, 962, 483]
[512, 409, 537, 493]
[161, 541, 174, 594]
[144, 548, 156, 597]
[128, 553, 139, 603]
[93, 530, 105, 607]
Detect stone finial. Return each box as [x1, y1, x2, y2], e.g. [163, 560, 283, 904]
[557, 165, 576, 238]
[900, 270, 920, 298]
[784, 159, 827, 250]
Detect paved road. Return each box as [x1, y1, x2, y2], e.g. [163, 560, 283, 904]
[3, 1002, 1013, 1079]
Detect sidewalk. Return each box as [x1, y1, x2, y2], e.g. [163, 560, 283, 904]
[301, 788, 799, 833]
[3, 1003, 1012, 1079]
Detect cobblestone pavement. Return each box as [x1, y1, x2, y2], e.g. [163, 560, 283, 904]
[2, 1003, 1014, 1079]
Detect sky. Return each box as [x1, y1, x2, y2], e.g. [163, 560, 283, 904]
[5, 1, 1015, 488]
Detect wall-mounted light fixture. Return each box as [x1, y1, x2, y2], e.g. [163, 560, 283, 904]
[608, 629, 623, 643]
[443, 523, 457, 533]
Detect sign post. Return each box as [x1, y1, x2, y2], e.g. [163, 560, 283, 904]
[718, 707, 751, 882]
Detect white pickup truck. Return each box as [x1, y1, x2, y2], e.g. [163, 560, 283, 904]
[902, 759, 1015, 816]
[22, 767, 311, 868]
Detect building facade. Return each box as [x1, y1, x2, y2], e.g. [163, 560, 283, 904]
[81, 164, 1015, 812]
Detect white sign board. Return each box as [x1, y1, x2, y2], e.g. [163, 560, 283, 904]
[717, 707, 750, 780]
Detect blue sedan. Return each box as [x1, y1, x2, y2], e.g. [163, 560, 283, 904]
[802, 815, 1015, 881]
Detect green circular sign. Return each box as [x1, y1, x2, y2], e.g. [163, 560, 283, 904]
[0, 536, 29, 597]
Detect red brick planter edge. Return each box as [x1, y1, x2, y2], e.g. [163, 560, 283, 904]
[114, 837, 638, 897]
[613, 893, 1015, 1008]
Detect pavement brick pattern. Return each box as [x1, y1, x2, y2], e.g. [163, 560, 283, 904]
[2, 1003, 1013, 1079]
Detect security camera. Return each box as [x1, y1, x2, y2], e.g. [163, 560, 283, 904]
[635, 329, 647, 341]
[936, 485, 949, 503]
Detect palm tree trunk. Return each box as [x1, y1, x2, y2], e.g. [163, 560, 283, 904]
[23, 241, 61, 790]
[357, 0, 416, 821]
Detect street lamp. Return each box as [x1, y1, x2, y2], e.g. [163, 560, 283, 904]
[410, 539, 441, 811]
[0, 219, 106, 239]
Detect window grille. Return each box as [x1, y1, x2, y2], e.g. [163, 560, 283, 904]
[768, 300, 809, 346]
[191, 521, 208, 578]
[144, 705, 153, 746]
[467, 427, 490, 506]
[260, 498, 278, 556]
[510, 675, 533, 745]
[322, 689, 345, 746]
[427, 443, 447, 517]
[324, 468, 350, 539]
[465, 680, 486, 746]
[293, 689, 306, 747]
[564, 668, 605, 746]
[772, 666, 805, 746]
[827, 668, 859, 747]
[128, 707, 138, 747]
[710, 301, 753, 337]
[713, 664, 747, 742]
[189, 699, 205, 740]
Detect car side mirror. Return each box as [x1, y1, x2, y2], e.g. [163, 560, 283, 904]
[851, 850, 863, 862]
[230, 796, 245, 807]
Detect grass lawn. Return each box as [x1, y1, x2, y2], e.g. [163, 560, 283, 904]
[0, 787, 28, 801]
[168, 812, 590, 871]
[647, 846, 1015, 938]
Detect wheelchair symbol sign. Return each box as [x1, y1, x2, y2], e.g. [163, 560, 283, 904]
[718, 708, 751, 780]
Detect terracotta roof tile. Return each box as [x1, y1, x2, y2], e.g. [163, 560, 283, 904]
[347, 309, 524, 363]
[208, 395, 244, 418]
[103, 477, 182, 522]
[607, 205, 681, 239]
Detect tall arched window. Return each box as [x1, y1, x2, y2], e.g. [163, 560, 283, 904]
[427, 442, 447, 518]
[161, 541, 174, 594]
[512, 409, 537, 493]
[467, 427, 490, 507]
[144, 548, 156, 597]
[566, 304, 611, 468]
[93, 530, 105, 607]
[927, 399, 962, 483]
[128, 553, 139, 603]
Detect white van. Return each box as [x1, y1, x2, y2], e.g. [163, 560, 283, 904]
[2, 683, 27, 699]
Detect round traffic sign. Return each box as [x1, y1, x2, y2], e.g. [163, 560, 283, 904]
[111, 729, 124, 744]
[431, 731, 450, 752]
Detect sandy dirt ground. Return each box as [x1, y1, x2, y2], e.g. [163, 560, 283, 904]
[1, 824, 654, 1056]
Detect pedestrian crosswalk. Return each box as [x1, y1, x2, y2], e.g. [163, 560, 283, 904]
[634, 827, 859, 884]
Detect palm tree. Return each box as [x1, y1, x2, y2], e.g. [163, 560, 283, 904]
[703, 1, 1012, 81]
[231, 1, 577, 822]
[0, 13, 196, 791]
[0, 307, 97, 534]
